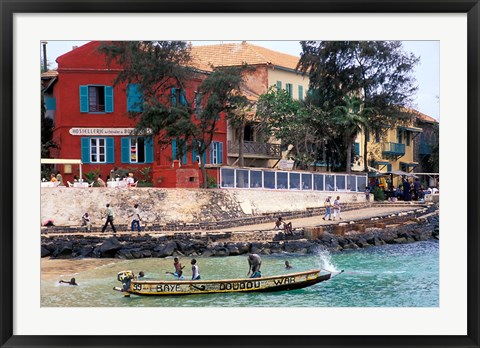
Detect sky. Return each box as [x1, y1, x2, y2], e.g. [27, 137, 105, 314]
[43, 40, 440, 120]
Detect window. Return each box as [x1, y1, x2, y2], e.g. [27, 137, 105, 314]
[285, 83, 293, 97]
[406, 131, 411, 146]
[210, 141, 223, 165]
[171, 139, 188, 164]
[194, 92, 203, 117]
[81, 137, 114, 164]
[276, 81, 282, 90]
[298, 85, 304, 101]
[121, 137, 154, 164]
[375, 129, 381, 143]
[79, 85, 113, 113]
[171, 87, 186, 107]
[244, 125, 254, 141]
[397, 129, 403, 144]
[127, 84, 143, 112]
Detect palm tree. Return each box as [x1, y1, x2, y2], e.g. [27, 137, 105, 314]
[331, 95, 368, 173]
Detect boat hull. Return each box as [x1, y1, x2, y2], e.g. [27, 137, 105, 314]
[114, 269, 330, 296]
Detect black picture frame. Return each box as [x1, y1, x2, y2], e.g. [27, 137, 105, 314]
[1, 1, 479, 347]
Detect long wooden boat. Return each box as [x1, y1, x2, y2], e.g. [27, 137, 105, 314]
[113, 269, 333, 296]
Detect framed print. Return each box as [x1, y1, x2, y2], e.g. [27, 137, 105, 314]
[1, 1, 479, 347]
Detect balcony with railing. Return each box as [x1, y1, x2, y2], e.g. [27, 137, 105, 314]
[228, 140, 281, 159]
[419, 143, 432, 156]
[382, 142, 405, 159]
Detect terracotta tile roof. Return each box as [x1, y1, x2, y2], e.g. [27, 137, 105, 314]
[404, 107, 438, 123]
[190, 41, 300, 71]
[41, 70, 58, 78]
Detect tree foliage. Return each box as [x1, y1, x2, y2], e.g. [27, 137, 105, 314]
[298, 41, 420, 171]
[99, 41, 249, 187]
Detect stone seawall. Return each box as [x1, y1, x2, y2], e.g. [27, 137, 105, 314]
[41, 214, 439, 259]
[41, 187, 369, 227]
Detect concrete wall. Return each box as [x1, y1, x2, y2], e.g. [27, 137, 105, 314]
[41, 187, 368, 227]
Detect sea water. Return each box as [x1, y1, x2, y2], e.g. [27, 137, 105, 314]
[41, 240, 438, 307]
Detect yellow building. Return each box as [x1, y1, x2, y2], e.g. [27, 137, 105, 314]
[354, 115, 423, 186]
[190, 41, 309, 167]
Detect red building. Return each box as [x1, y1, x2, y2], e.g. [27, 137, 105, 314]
[49, 41, 227, 187]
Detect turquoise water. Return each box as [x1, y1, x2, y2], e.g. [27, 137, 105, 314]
[41, 240, 438, 307]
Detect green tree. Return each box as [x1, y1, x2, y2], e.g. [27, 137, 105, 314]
[257, 87, 332, 169]
[41, 85, 56, 158]
[100, 41, 249, 188]
[331, 95, 368, 173]
[298, 41, 420, 172]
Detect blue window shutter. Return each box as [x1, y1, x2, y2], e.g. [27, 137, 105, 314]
[180, 90, 187, 106]
[397, 129, 402, 143]
[79, 86, 89, 112]
[192, 140, 198, 163]
[106, 137, 115, 163]
[210, 143, 214, 164]
[81, 138, 90, 163]
[171, 139, 177, 160]
[121, 138, 130, 163]
[387, 164, 392, 172]
[171, 88, 177, 106]
[104, 86, 114, 113]
[406, 131, 411, 146]
[298, 86, 303, 101]
[217, 142, 223, 164]
[145, 137, 154, 163]
[182, 151, 187, 164]
[127, 84, 143, 112]
[45, 97, 56, 110]
[276, 81, 282, 90]
[354, 142, 360, 155]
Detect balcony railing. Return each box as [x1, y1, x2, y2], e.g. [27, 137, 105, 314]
[382, 142, 405, 157]
[228, 140, 281, 158]
[419, 143, 432, 156]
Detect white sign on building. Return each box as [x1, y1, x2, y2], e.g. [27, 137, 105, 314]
[69, 128, 153, 136]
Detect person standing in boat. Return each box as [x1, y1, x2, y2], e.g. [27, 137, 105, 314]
[191, 259, 201, 280]
[247, 253, 262, 278]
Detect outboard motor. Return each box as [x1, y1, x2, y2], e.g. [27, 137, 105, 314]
[117, 271, 134, 292]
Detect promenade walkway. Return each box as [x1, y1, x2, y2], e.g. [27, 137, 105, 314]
[219, 205, 426, 233]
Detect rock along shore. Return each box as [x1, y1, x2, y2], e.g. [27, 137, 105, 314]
[41, 209, 439, 259]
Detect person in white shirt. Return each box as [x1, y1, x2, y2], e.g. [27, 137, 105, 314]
[191, 259, 201, 280]
[126, 172, 135, 187]
[131, 204, 141, 233]
[333, 196, 342, 220]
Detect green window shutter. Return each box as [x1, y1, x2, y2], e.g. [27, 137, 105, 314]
[127, 84, 143, 112]
[104, 86, 114, 113]
[298, 86, 304, 101]
[217, 142, 223, 164]
[387, 164, 392, 172]
[171, 139, 177, 161]
[171, 88, 177, 106]
[81, 137, 90, 163]
[145, 137, 154, 163]
[397, 129, 403, 144]
[106, 137, 115, 163]
[79, 86, 89, 112]
[121, 138, 130, 163]
[406, 132, 411, 146]
[192, 140, 198, 163]
[276, 81, 282, 90]
[180, 90, 187, 106]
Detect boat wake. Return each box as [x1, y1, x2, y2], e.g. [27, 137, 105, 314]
[315, 247, 340, 273]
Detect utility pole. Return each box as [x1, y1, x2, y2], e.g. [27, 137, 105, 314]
[41, 41, 48, 72]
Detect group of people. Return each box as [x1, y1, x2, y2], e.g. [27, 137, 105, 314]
[80, 203, 142, 234]
[166, 257, 201, 280]
[96, 172, 136, 188]
[323, 195, 342, 221]
[47, 172, 64, 186]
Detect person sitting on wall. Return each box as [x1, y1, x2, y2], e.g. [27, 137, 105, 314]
[96, 174, 106, 187]
[126, 172, 135, 187]
[50, 173, 57, 182]
[274, 216, 293, 235]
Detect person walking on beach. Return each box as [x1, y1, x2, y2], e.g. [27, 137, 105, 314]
[191, 259, 201, 280]
[130, 204, 142, 233]
[323, 196, 332, 221]
[247, 253, 262, 278]
[101, 204, 116, 233]
[333, 196, 342, 221]
[81, 212, 91, 232]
